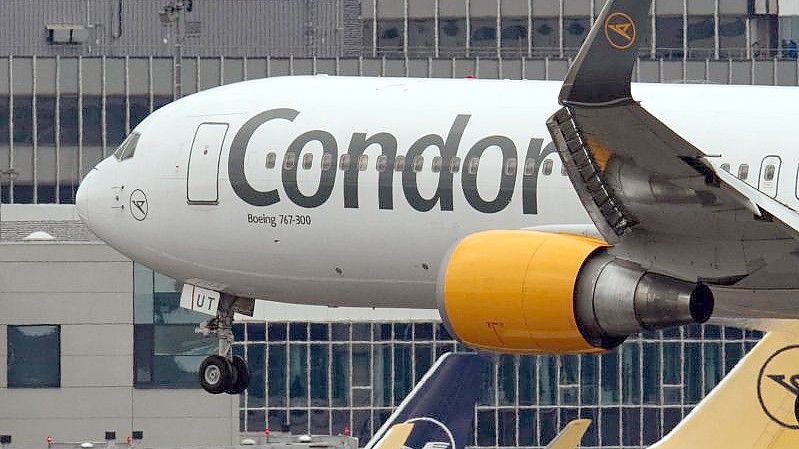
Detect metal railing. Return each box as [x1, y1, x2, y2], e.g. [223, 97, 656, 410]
[1, 44, 798, 61]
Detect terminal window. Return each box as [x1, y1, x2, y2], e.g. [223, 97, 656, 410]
[133, 264, 215, 388]
[6, 325, 60, 388]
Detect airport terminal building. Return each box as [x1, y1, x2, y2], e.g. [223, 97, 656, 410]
[0, 1, 790, 448]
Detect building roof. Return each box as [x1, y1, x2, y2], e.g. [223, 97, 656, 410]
[0, 204, 99, 242]
[0, 219, 98, 242]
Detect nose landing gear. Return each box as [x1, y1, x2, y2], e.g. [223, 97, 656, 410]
[197, 294, 253, 395]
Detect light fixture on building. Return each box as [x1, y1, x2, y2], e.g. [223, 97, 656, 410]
[46, 24, 90, 44]
[23, 231, 56, 241]
[0, 168, 19, 240]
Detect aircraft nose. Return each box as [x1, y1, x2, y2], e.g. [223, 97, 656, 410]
[76, 169, 94, 223]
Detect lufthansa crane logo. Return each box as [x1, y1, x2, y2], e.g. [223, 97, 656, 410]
[605, 12, 637, 50]
[130, 189, 149, 221]
[400, 417, 456, 449]
[757, 345, 799, 429]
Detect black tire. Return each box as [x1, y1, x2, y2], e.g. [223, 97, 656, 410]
[199, 355, 234, 395]
[225, 355, 250, 395]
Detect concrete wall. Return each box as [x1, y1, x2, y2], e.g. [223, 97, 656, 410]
[0, 241, 237, 448]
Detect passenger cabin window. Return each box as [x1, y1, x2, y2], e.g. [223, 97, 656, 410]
[395, 155, 406, 172]
[738, 164, 749, 180]
[764, 164, 776, 182]
[413, 156, 424, 173]
[468, 158, 479, 175]
[524, 158, 536, 176]
[321, 153, 333, 171]
[449, 157, 461, 173]
[265, 152, 277, 169]
[113, 132, 141, 161]
[284, 152, 297, 170]
[302, 153, 314, 170]
[339, 154, 351, 171]
[720, 163, 730, 172]
[432, 157, 443, 173]
[504, 158, 517, 176]
[542, 159, 554, 176]
[358, 155, 369, 171]
[376, 155, 388, 172]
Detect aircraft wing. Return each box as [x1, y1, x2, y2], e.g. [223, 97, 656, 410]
[547, 0, 799, 289]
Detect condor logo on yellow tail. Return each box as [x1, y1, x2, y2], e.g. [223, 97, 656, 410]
[757, 345, 799, 429]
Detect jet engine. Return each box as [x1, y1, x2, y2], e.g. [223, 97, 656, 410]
[437, 230, 714, 354]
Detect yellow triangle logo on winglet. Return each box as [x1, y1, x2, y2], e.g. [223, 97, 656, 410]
[604, 12, 636, 49]
[608, 23, 633, 41]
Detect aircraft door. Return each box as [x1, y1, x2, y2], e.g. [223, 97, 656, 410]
[758, 156, 781, 198]
[187, 123, 229, 204]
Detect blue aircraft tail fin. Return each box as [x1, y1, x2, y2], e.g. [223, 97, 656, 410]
[364, 352, 489, 449]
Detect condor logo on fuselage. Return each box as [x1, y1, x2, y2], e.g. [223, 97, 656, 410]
[228, 108, 556, 215]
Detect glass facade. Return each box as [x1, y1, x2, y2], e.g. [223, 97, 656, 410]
[133, 263, 216, 388]
[2, 52, 799, 205]
[133, 264, 763, 448]
[6, 324, 60, 388]
[362, 0, 772, 60]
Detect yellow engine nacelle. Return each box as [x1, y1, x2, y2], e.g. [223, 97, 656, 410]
[437, 230, 714, 354]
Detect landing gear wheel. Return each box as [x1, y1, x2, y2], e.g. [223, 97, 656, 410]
[195, 293, 256, 395]
[200, 355, 234, 395]
[225, 355, 250, 395]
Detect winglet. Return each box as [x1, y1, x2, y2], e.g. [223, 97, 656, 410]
[560, 0, 652, 106]
[544, 419, 592, 449]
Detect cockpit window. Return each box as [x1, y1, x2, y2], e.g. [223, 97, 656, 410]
[113, 132, 141, 161]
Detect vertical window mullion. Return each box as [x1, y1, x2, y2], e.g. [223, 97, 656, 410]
[494, 353, 499, 448]
[373, 1, 378, 57]
[125, 56, 130, 135]
[8, 55, 13, 204]
[465, 0, 471, 57]
[77, 56, 83, 184]
[55, 55, 61, 204]
[618, 342, 623, 445]
[536, 355, 541, 447]
[496, 0, 501, 58]
[148, 56, 154, 114]
[682, 0, 688, 61]
[527, 0, 533, 57]
[652, 0, 657, 59]
[434, 0, 440, 58]
[714, 0, 720, 59]
[101, 56, 107, 158]
[403, 0, 409, 57]
[32, 55, 38, 204]
[558, 0, 564, 58]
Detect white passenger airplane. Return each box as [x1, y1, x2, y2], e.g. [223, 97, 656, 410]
[77, 0, 799, 395]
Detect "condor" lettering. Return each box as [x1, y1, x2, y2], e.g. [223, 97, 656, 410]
[228, 108, 556, 214]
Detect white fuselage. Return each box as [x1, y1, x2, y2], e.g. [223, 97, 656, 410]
[76, 76, 799, 309]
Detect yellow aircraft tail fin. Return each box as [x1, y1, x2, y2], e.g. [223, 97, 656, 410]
[544, 419, 591, 449]
[651, 324, 799, 449]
